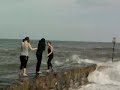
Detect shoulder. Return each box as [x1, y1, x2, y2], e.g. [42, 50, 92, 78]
[27, 42, 31, 46]
[50, 45, 53, 49]
[24, 41, 30, 46]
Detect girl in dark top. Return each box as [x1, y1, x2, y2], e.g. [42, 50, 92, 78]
[36, 38, 46, 74]
[46, 41, 54, 72]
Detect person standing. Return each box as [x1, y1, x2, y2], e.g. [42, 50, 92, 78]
[36, 38, 46, 74]
[20, 37, 37, 76]
[46, 41, 54, 72]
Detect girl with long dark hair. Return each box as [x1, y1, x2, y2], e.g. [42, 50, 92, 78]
[36, 38, 46, 74]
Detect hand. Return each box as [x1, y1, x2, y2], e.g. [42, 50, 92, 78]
[47, 54, 49, 57]
[33, 48, 37, 50]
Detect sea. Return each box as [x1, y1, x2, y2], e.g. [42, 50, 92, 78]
[0, 39, 120, 90]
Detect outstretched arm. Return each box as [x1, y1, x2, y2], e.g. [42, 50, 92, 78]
[28, 43, 37, 50]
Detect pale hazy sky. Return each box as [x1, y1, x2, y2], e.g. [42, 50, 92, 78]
[0, 0, 120, 41]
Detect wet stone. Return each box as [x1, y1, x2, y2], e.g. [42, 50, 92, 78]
[0, 63, 97, 90]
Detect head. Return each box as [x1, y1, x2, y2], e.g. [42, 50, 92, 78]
[40, 38, 45, 42]
[39, 38, 45, 43]
[24, 37, 30, 43]
[38, 38, 46, 51]
[47, 41, 51, 47]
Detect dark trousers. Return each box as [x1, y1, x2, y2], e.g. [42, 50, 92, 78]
[36, 52, 43, 72]
[47, 55, 53, 69]
[20, 56, 28, 70]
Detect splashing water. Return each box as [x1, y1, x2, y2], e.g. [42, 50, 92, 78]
[78, 61, 120, 90]
[53, 54, 97, 66]
[54, 60, 64, 66]
[70, 54, 98, 64]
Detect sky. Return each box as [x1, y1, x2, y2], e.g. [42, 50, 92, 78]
[0, 0, 120, 42]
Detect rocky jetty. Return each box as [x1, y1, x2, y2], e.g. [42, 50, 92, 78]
[3, 63, 96, 90]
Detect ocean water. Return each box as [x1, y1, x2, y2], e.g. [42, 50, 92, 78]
[0, 39, 120, 90]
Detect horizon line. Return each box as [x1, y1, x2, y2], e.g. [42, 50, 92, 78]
[0, 38, 114, 43]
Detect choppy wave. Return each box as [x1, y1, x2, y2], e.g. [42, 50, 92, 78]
[53, 54, 99, 68]
[62, 55, 120, 90]
[78, 61, 120, 90]
[1, 40, 120, 90]
[67, 54, 98, 64]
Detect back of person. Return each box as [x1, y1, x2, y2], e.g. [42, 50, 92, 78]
[36, 38, 46, 53]
[19, 37, 37, 77]
[21, 42, 29, 56]
[36, 38, 46, 74]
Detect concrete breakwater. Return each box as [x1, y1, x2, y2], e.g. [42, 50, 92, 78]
[6, 64, 96, 90]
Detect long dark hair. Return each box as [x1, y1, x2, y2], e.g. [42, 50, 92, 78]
[37, 38, 46, 52]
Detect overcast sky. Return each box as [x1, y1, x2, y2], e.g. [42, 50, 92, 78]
[0, 0, 120, 42]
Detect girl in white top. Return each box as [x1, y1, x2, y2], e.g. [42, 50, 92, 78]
[20, 37, 37, 76]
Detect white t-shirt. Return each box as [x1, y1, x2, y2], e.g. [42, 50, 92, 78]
[20, 42, 29, 56]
